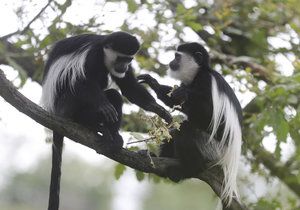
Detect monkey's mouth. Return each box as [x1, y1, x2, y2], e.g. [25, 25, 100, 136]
[114, 63, 128, 73]
[115, 67, 127, 73]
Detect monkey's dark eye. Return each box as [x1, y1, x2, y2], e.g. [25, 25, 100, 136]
[175, 53, 181, 60]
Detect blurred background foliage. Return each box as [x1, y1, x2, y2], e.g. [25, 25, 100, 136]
[0, 0, 300, 209]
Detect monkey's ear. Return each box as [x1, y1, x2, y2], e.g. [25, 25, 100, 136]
[195, 52, 203, 64]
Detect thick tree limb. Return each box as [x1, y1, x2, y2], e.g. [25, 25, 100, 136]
[0, 69, 246, 209]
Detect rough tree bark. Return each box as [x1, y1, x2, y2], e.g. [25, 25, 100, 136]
[0, 69, 247, 210]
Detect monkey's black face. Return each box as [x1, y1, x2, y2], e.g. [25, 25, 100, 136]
[103, 32, 139, 78]
[114, 56, 133, 73]
[169, 52, 181, 71]
[104, 47, 135, 78]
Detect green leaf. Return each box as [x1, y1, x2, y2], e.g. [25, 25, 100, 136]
[127, 0, 138, 13]
[127, 146, 139, 151]
[39, 34, 54, 49]
[275, 139, 281, 158]
[276, 117, 289, 142]
[271, 112, 289, 142]
[187, 21, 203, 31]
[148, 174, 162, 183]
[270, 85, 286, 98]
[135, 170, 145, 181]
[176, 4, 186, 15]
[114, 164, 126, 180]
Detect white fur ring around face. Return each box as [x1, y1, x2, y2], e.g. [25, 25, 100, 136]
[168, 52, 199, 85]
[103, 47, 127, 78]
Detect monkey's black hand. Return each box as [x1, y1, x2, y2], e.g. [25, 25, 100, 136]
[137, 74, 160, 91]
[171, 86, 188, 104]
[146, 102, 172, 124]
[98, 101, 118, 123]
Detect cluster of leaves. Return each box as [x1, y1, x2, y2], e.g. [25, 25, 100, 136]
[127, 109, 181, 150]
[118, 108, 182, 182]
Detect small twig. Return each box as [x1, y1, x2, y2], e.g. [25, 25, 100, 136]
[0, 0, 54, 40]
[146, 144, 155, 167]
[127, 137, 155, 145]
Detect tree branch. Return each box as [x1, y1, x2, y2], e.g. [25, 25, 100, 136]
[251, 146, 300, 196]
[210, 50, 270, 81]
[0, 69, 246, 210]
[243, 99, 300, 198]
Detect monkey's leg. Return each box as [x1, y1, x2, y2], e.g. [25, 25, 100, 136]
[159, 141, 175, 158]
[159, 128, 179, 158]
[71, 107, 120, 150]
[74, 89, 122, 149]
[103, 89, 124, 148]
[173, 121, 212, 179]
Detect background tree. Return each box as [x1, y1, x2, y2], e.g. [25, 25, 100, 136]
[0, 0, 299, 209]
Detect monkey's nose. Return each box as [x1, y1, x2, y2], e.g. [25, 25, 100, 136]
[169, 61, 179, 71]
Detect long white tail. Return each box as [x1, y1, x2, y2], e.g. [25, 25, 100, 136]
[209, 75, 242, 206]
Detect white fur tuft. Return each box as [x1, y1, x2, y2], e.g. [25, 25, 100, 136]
[209, 76, 242, 206]
[103, 48, 127, 78]
[41, 46, 90, 112]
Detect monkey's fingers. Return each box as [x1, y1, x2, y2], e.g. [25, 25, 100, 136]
[171, 87, 188, 103]
[137, 74, 152, 81]
[137, 74, 156, 84]
[106, 105, 118, 123]
[99, 106, 112, 122]
[138, 79, 146, 84]
[100, 104, 118, 123]
[107, 104, 119, 122]
[152, 104, 172, 124]
[137, 74, 160, 91]
[161, 110, 172, 124]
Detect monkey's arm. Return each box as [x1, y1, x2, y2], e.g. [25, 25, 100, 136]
[137, 74, 187, 108]
[113, 70, 172, 123]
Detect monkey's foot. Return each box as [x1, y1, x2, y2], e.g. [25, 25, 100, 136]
[164, 166, 186, 183]
[111, 132, 124, 149]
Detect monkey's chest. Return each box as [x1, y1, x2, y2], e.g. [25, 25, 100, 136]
[104, 74, 117, 90]
[185, 96, 213, 130]
[90, 72, 110, 90]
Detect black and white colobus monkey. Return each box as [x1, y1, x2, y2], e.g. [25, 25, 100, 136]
[138, 42, 242, 206]
[41, 31, 172, 210]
